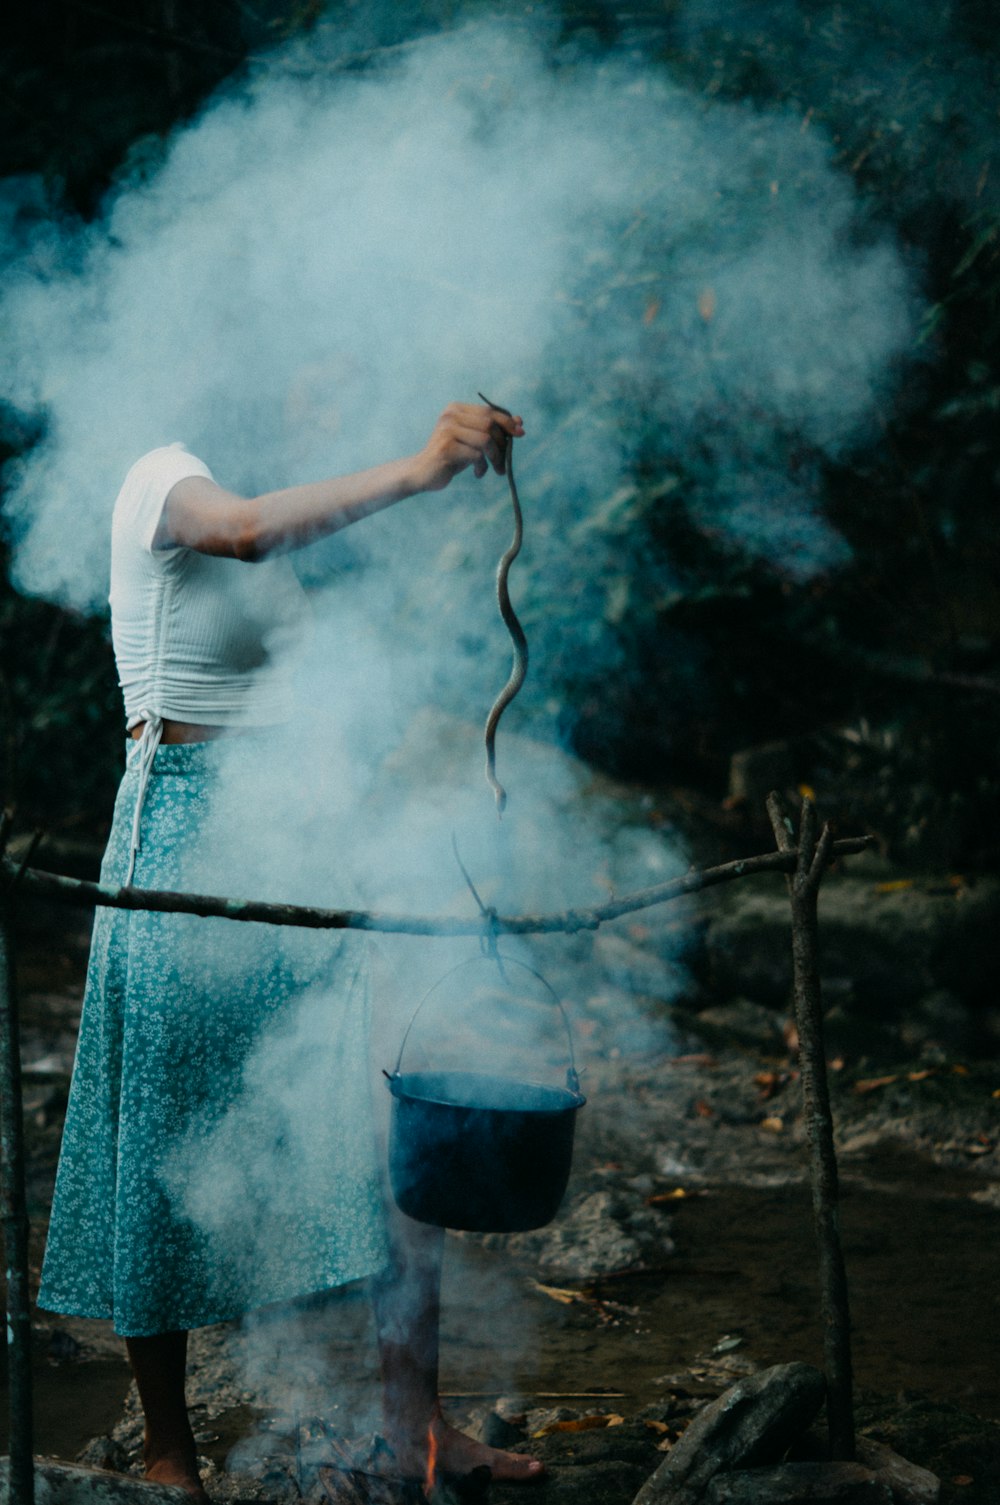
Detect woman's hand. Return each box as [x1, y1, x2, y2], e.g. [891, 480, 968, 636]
[411, 402, 525, 493]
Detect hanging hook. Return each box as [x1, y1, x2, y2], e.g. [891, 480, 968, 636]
[450, 833, 508, 982]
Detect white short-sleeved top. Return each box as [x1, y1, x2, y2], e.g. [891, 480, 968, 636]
[110, 444, 308, 730]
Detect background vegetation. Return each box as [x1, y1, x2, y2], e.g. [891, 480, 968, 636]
[1, 0, 998, 869]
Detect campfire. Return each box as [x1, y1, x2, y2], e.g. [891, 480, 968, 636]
[229, 1418, 493, 1505]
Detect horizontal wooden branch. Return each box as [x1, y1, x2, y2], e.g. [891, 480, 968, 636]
[1, 834, 873, 937]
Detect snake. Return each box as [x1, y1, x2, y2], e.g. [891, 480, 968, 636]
[477, 391, 529, 816]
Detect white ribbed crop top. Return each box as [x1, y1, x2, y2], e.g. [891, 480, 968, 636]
[110, 444, 308, 882]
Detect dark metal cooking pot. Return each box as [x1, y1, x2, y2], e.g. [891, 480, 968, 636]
[385, 956, 586, 1232]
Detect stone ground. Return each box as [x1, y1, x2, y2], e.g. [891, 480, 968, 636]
[6, 788, 1000, 1505]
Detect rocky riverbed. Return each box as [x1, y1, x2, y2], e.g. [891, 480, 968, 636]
[5, 758, 1000, 1505]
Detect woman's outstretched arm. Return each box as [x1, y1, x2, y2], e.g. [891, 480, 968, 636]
[156, 401, 524, 561]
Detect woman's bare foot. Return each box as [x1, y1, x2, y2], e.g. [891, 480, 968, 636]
[144, 1451, 211, 1500]
[388, 1408, 545, 1483]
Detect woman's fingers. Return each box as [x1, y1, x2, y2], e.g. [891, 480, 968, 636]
[417, 403, 524, 491]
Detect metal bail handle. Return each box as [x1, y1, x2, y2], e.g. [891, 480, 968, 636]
[391, 952, 581, 1094]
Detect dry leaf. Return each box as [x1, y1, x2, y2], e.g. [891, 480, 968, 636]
[646, 1188, 689, 1205]
[643, 298, 661, 325]
[694, 1099, 714, 1118]
[797, 782, 816, 801]
[991, 1088, 1000, 1099]
[907, 1069, 935, 1082]
[532, 1282, 579, 1306]
[643, 1420, 671, 1434]
[760, 1116, 784, 1133]
[755, 1070, 781, 1099]
[952, 1476, 974, 1487]
[853, 1074, 898, 1094]
[534, 1414, 624, 1437]
[875, 878, 915, 893]
[952, 1064, 970, 1076]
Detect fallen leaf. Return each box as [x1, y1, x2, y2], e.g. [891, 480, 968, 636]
[532, 1282, 579, 1306]
[754, 1070, 782, 1099]
[952, 1064, 970, 1076]
[643, 298, 661, 325]
[646, 1188, 688, 1205]
[952, 1476, 974, 1486]
[534, 1414, 625, 1436]
[797, 782, 816, 801]
[760, 1116, 784, 1133]
[991, 1088, 1000, 1099]
[698, 286, 716, 321]
[669, 1053, 718, 1068]
[853, 1075, 899, 1094]
[643, 1420, 671, 1434]
[829, 1056, 846, 1072]
[907, 1069, 936, 1082]
[693, 1099, 714, 1118]
[875, 878, 915, 893]
[783, 1020, 800, 1053]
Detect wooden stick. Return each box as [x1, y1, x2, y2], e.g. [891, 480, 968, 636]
[0, 837, 35, 1505]
[0, 834, 873, 937]
[766, 792, 854, 1460]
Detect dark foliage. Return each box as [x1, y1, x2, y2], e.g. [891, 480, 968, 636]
[1, 1, 998, 862]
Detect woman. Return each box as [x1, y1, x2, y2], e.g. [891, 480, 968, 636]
[38, 401, 544, 1495]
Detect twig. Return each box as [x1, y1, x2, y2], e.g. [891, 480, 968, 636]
[0, 894, 34, 1505]
[766, 792, 854, 1461]
[12, 830, 44, 889]
[0, 835, 873, 936]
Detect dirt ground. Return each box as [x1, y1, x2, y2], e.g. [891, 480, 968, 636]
[5, 870, 1000, 1504]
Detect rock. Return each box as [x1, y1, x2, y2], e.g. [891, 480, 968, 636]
[477, 1410, 527, 1450]
[855, 1439, 941, 1504]
[0, 1458, 190, 1504]
[706, 1462, 893, 1503]
[74, 1438, 130, 1473]
[701, 876, 1000, 1013]
[504, 1457, 650, 1504]
[630, 1363, 827, 1505]
[484, 1188, 675, 1280]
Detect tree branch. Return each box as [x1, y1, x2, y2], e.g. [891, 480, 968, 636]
[1, 834, 873, 937]
[770, 793, 855, 1460]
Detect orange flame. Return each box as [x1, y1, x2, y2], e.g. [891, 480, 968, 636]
[424, 1422, 439, 1500]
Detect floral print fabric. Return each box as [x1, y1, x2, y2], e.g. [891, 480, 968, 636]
[39, 739, 388, 1336]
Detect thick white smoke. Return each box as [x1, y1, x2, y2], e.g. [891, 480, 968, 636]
[0, 5, 925, 1418]
[0, 12, 916, 613]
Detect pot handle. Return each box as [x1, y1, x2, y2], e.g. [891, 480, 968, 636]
[392, 952, 581, 1095]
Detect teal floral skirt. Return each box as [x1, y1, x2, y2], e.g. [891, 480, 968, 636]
[38, 738, 389, 1336]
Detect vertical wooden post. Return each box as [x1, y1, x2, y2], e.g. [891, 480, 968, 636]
[0, 814, 34, 1505]
[767, 793, 855, 1461]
